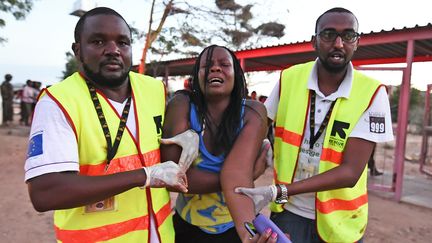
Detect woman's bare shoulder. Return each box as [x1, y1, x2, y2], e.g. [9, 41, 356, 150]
[244, 99, 267, 125]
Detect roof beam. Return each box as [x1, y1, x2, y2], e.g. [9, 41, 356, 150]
[360, 26, 432, 45]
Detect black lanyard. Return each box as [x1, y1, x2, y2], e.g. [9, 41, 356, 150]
[85, 81, 132, 168]
[309, 90, 336, 149]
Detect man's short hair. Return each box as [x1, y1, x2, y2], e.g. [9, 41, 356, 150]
[5, 74, 12, 80]
[74, 7, 131, 43]
[314, 7, 358, 34]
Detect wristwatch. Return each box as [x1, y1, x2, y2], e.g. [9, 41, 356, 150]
[275, 184, 288, 204]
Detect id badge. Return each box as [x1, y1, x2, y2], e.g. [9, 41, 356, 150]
[297, 162, 316, 179]
[84, 197, 116, 213]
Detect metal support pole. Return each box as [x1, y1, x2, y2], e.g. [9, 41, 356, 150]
[419, 84, 432, 176]
[394, 39, 414, 201]
[164, 65, 169, 93]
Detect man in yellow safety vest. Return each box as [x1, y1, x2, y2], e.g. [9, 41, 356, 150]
[25, 7, 198, 243]
[236, 7, 394, 243]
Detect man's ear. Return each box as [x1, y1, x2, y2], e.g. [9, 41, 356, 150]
[311, 35, 318, 50]
[71, 43, 80, 59]
[354, 38, 360, 51]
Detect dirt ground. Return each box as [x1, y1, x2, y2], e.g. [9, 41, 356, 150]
[1, 120, 432, 243]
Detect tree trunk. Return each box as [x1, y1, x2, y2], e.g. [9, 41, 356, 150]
[138, 0, 174, 75]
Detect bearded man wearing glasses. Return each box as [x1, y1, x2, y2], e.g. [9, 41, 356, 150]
[236, 7, 394, 243]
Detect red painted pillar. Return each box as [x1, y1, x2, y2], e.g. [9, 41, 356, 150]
[240, 58, 245, 71]
[394, 39, 414, 201]
[419, 84, 432, 176]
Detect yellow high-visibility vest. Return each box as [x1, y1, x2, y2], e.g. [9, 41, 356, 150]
[43, 72, 174, 243]
[271, 61, 381, 242]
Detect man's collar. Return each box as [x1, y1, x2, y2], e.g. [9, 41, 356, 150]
[307, 58, 353, 101]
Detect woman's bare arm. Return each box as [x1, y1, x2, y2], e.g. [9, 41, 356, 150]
[220, 100, 268, 241]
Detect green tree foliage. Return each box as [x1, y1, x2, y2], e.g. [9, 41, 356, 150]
[214, 1, 285, 47]
[62, 52, 79, 80]
[0, 0, 34, 43]
[389, 85, 424, 126]
[139, 0, 286, 75]
[63, 0, 286, 76]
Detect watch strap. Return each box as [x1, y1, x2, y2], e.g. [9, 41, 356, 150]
[275, 184, 288, 204]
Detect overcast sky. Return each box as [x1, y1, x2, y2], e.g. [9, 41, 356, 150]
[0, 0, 431, 93]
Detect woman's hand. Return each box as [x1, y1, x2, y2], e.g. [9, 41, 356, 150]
[242, 228, 278, 243]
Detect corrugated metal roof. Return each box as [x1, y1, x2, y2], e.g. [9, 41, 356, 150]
[143, 24, 432, 77]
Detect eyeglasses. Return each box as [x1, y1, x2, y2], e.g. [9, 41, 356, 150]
[317, 30, 360, 43]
